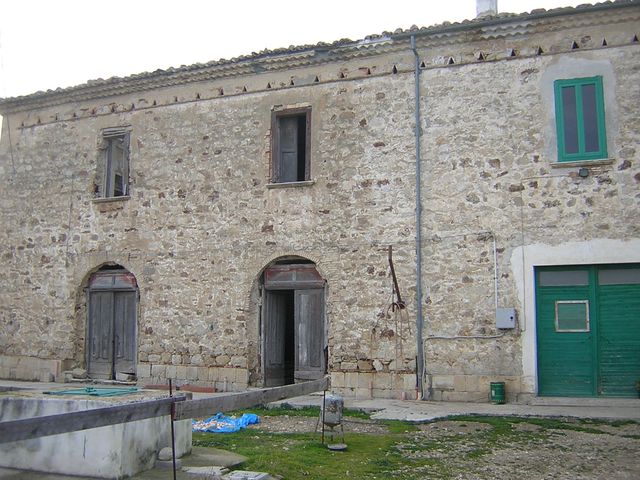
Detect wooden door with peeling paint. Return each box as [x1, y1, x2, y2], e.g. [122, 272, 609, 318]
[294, 289, 325, 382]
[87, 268, 137, 380]
[88, 291, 115, 379]
[263, 263, 326, 386]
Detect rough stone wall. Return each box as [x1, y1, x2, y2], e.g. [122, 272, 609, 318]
[0, 68, 420, 396]
[0, 6, 638, 401]
[420, 43, 640, 401]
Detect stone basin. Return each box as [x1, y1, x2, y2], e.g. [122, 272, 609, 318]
[0, 388, 191, 479]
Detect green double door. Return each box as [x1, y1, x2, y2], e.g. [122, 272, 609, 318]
[536, 264, 640, 397]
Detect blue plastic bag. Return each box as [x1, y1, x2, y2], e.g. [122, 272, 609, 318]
[192, 412, 260, 433]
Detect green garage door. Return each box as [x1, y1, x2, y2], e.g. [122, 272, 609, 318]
[536, 265, 640, 397]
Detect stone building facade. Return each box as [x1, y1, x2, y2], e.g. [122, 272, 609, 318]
[1, 1, 639, 401]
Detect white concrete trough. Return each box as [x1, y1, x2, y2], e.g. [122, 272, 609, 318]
[0, 388, 192, 478]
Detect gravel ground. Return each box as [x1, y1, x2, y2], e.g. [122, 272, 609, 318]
[251, 415, 640, 479]
[249, 414, 390, 435]
[405, 419, 640, 479]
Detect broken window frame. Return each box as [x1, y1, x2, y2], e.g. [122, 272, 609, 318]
[554, 76, 607, 163]
[271, 107, 311, 184]
[98, 128, 131, 198]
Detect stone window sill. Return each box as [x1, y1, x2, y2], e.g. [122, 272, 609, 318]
[266, 180, 315, 189]
[551, 158, 614, 168]
[92, 195, 131, 204]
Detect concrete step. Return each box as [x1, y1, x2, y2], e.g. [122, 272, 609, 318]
[530, 396, 640, 407]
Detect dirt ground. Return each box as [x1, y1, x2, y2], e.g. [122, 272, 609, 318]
[1, 414, 637, 479]
[251, 415, 640, 479]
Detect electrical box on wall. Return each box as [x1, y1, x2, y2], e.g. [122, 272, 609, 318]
[496, 308, 517, 329]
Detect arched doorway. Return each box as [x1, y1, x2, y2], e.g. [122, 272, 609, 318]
[86, 265, 138, 380]
[262, 259, 326, 386]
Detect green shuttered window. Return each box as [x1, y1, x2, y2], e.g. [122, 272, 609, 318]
[554, 76, 607, 162]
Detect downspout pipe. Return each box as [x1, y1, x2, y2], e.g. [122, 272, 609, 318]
[411, 34, 425, 399]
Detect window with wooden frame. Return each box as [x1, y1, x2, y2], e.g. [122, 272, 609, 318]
[554, 76, 607, 162]
[271, 107, 311, 183]
[555, 300, 590, 332]
[97, 128, 130, 198]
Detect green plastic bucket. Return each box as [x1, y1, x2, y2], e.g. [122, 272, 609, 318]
[490, 382, 506, 404]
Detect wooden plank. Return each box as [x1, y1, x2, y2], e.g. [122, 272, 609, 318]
[0, 395, 186, 444]
[175, 376, 329, 420]
[0, 378, 328, 443]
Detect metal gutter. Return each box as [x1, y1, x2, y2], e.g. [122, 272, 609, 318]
[411, 34, 425, 400]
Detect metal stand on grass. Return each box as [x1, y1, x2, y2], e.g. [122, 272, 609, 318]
[315, 390, 346, 451]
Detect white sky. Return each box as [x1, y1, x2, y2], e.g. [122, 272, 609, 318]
[0, 0, 590, 99]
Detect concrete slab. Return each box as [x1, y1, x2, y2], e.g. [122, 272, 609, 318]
[183, 465, 228, 478]
[184, 448, 248, 468]
[0, 447, 249, 480]
[0, 388, 192, 478]
[268, 394, 640, 422]
[3, 379, 639, 422]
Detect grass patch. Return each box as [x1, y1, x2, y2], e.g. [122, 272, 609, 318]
[225, 405, 372, 420]
[383, 419, 420, 434]
[448, 415, 637, 436]
[191, 411, 637, 479]
[193, 430, 433, 480]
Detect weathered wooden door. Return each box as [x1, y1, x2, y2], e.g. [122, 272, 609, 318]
[113, 291, 137, 375]
[88, 291, 115, 379]
[263, 291, 291, 387]
[263, 263, 325, 386]
[294, 289, 325, 382]
[87, 269, 137, 379]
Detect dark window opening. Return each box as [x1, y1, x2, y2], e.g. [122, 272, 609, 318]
[271, 108, 311, 183]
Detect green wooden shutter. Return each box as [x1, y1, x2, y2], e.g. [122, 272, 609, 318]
[554, 76, 607, 162]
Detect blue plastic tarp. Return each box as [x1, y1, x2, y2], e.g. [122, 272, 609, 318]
[192, 413, 260, 433]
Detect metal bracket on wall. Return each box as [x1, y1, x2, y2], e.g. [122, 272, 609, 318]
[388, 245, 406, 312]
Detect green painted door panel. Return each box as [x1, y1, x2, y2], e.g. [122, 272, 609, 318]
[536, 283, 595, 396]
[536, 265, 640, 398]
[597, 282, 640, 396]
